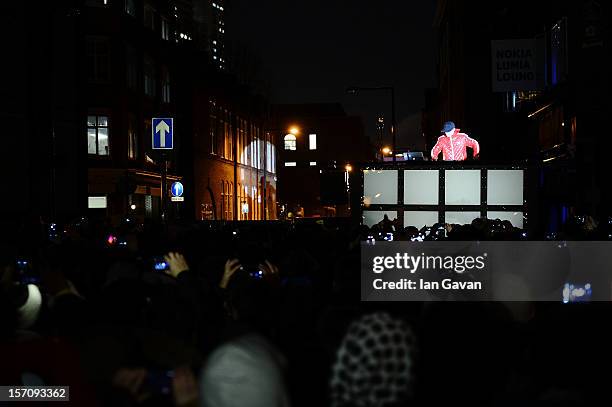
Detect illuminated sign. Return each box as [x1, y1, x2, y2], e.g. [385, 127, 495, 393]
[491, 39, 540, 92]
[88, 196, 107, 209]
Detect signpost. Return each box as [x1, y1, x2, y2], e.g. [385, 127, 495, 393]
[170, 181, 184, 202]
[152, 118, 174, 221]
[152, 118, 173, 149]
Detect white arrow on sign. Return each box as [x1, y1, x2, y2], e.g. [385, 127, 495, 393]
[156, 120, 170, 148]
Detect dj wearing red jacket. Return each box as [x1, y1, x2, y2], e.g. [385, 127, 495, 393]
[431, 121, 480, 161]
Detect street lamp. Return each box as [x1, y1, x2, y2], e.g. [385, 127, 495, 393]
[381, 146, 391, 155]
[346, 86, 397, 162]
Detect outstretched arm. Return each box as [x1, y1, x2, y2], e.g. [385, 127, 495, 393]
[431, 139, 442, 161]
[465, 135, 480, 158]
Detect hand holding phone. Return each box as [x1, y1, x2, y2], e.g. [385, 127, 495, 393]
[220, 259, 241, 289]
[153, 257, 170, 272]
[163, 252, 190, 278]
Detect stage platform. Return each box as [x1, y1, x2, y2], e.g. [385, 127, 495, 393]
[360, 162, 527, 229]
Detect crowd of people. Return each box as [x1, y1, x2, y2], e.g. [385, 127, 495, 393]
[1, 216, 610, 406]
[370, 213, 611, 241]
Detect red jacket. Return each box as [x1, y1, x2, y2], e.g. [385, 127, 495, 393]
[431, 129, 480, 161]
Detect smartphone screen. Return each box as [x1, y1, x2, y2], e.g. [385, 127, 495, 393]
[153, 257, 170, 272]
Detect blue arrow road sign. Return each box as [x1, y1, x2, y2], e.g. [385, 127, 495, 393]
[171, 181, 184, 197]
[152, 118, 173, 149]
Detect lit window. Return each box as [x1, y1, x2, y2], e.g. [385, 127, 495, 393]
[285, 162, 296, 167]
[87, 115, 110, 156]
[125, 0, 136, 15]
[88, 196, 107, 209]
[309, 133, 317, 150]
[161, 67, 171, 103]
[284, 134, 296, 150]
[127, 113, 138, 159]
[86, 0, 110, 7]
[161, 17, 170, 40]
[310, 161, 317, 166]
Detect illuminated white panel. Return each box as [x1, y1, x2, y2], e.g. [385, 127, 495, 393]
[487, 170, 523, 205]
[404, 211, 439, 229]
[404, 170, 438, 205]
[284, 162, 296, 167]
[88, 196, 107, 209]
[445, 170, 480, 205]
[445, 211, 481, 225]
[309, 134, 317, 150]
[309, 161, 317, 166]
[488, 211, 524, 228]
[363, 211, 397, 227]
[363, 170, 397, 205]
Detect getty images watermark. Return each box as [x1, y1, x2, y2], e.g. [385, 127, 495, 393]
[361, 241, 612, 301]
[372, 252, 487, 291]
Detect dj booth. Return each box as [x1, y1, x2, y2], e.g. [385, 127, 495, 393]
[360, 162, 527, 229]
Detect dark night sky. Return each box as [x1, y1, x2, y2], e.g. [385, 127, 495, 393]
[227, 0, 438, 149]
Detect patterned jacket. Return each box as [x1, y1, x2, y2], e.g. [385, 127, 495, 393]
[430, 128, 480, 161]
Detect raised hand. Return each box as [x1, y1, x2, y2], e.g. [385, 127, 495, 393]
[258, 260, 280, 281]
[164, 252, 190, 278]
[220, 258, 241, 289]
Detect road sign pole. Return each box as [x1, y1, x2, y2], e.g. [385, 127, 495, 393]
[152, 117, 173, 223]
[161, 153, 167, 223]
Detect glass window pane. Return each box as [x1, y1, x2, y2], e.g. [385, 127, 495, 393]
[487, 170, 523, 205]
[404, 170, 439, 205]
[88, 196, 107, 209]
[88, 128, 97, 154]
[125, 0, 136, 16]
[404, 211, 439, 229]
[445, 211, 481, 226]
[487, 211, 524, 229]
[284, 134, 296, 150]
[87, 116, 97, 126]
[445, 170, 480, 205]
[309, 133, 317, 150]
[98, 128, 109, 155]
[363, 170, 397, 205]
[98, 116, 108, 127]
[363, 211, 397, 228]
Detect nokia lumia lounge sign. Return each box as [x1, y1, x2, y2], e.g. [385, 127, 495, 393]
[491, 39, 540, 92]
